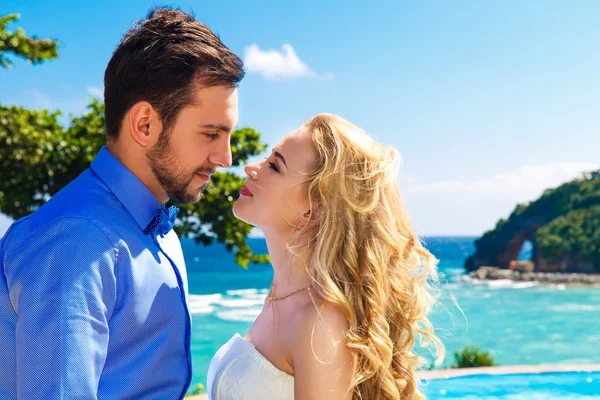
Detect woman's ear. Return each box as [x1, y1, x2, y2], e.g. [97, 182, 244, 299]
[307, 205, 321, 222]
[296, 204, 321, 230]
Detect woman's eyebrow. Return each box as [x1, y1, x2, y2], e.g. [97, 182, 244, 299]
[274, 151, 287, 167]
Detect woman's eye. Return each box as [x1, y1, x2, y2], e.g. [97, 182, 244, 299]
[266, 158, 279, 172]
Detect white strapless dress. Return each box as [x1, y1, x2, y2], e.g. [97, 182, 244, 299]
[207, 333, 295, 400]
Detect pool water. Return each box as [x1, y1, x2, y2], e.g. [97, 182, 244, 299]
[421, 371, 600, 399]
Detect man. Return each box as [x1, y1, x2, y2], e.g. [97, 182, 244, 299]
[0, 7, 244, 399]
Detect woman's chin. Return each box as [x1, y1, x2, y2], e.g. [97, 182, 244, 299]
[232, 202, 253, 224]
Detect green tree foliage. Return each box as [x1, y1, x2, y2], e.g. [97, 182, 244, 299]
[0, 13, 59, 67]
[536, 205, 600, 268]
[451, 346, 496, 368]
[467, 170, 600, 271]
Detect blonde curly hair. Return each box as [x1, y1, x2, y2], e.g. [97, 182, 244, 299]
[298, 113, 444, 399]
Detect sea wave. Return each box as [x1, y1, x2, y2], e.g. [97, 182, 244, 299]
[226, 288, 269, 296]
[187, 275, 564, 320]
[551, 303, 598, 312]
[188, 294, 222, 315]
[461, 276, 540, 290]
[188, 289, 268, 318]
[487, 280, 540, 289]
[219, 298, 265, 308]
[216, 309, 262, 322]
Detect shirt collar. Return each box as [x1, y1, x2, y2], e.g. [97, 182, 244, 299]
[91, 146, 162, 231]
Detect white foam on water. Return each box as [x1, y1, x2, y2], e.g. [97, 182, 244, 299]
[188, 293, 223, 315]
[226, 288, 268, 296]
[218, 298, 266, 308]
[509, 281, 540, 289]
[189, 305, 215, 314]
[485, 279, 539, 289]
[216, 308, 261, 322]
[189, 288, 268, 319]
[463, 276, 576, 292]
[551, 303, 598, 312]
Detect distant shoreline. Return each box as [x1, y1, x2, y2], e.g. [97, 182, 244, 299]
[467, 266, 600, 286]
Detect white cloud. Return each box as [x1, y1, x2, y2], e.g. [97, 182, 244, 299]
[87, 86, 103, 98]
[405, 162, 599, 198]
[244, 44, 317, 80]
[401, 162, 600, 236]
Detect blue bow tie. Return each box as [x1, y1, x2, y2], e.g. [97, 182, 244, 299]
[144, 205, 179, 237]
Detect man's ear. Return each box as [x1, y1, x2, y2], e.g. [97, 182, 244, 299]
[127, 101, 163, 147]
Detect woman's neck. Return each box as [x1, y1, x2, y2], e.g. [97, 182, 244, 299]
[263, 230, 311, 297]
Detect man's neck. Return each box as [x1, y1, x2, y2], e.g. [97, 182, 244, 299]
[106, 142, 168, 204]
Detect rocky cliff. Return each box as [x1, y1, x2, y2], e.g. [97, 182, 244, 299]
[465, 170, 600, 273]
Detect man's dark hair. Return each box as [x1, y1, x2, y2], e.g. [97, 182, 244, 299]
[104, 7, 245, 140]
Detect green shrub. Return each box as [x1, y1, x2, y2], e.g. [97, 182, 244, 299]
[451, 346, 496, 368]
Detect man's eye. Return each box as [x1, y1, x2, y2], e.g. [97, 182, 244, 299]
[205, 133, 219, 141]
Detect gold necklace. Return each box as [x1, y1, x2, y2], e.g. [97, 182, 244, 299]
[268, 285, 310, 301]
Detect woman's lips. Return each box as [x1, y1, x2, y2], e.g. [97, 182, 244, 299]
[240, 185, 253, 197]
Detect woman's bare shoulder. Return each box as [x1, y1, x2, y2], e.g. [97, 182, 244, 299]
[287, 295, 354, 398]
[288, 296, 350, 362]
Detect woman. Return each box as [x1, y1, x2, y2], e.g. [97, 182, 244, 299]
[207, 114, 443, 399]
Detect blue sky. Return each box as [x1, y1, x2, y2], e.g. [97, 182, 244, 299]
[1, 0, 599, 236]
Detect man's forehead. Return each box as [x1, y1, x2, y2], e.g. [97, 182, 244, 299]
[197, 122, 234, 133]
[188, 85, 237, 109]
[190, 98, 238, 133]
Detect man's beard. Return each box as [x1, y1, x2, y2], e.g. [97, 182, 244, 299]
[147, 131, 211, 204]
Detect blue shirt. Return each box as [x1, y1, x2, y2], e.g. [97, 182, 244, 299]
[0, 147, 192, 399]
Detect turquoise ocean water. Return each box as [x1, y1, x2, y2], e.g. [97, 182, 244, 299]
[185, 237, 600, 391]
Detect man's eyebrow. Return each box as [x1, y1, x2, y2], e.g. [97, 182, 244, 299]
[274, 151, 287, 167]
[198, 124, 232, 132]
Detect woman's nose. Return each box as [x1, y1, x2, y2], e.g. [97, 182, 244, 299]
[244, 161, 260, 180]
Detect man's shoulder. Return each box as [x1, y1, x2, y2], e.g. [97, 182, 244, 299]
[5, 170, 135, 246]
[3, 171, 122, 250]
[44, 168, 124, 219]
[3, 214, 117, 253]
[0, 215, 119, 287]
